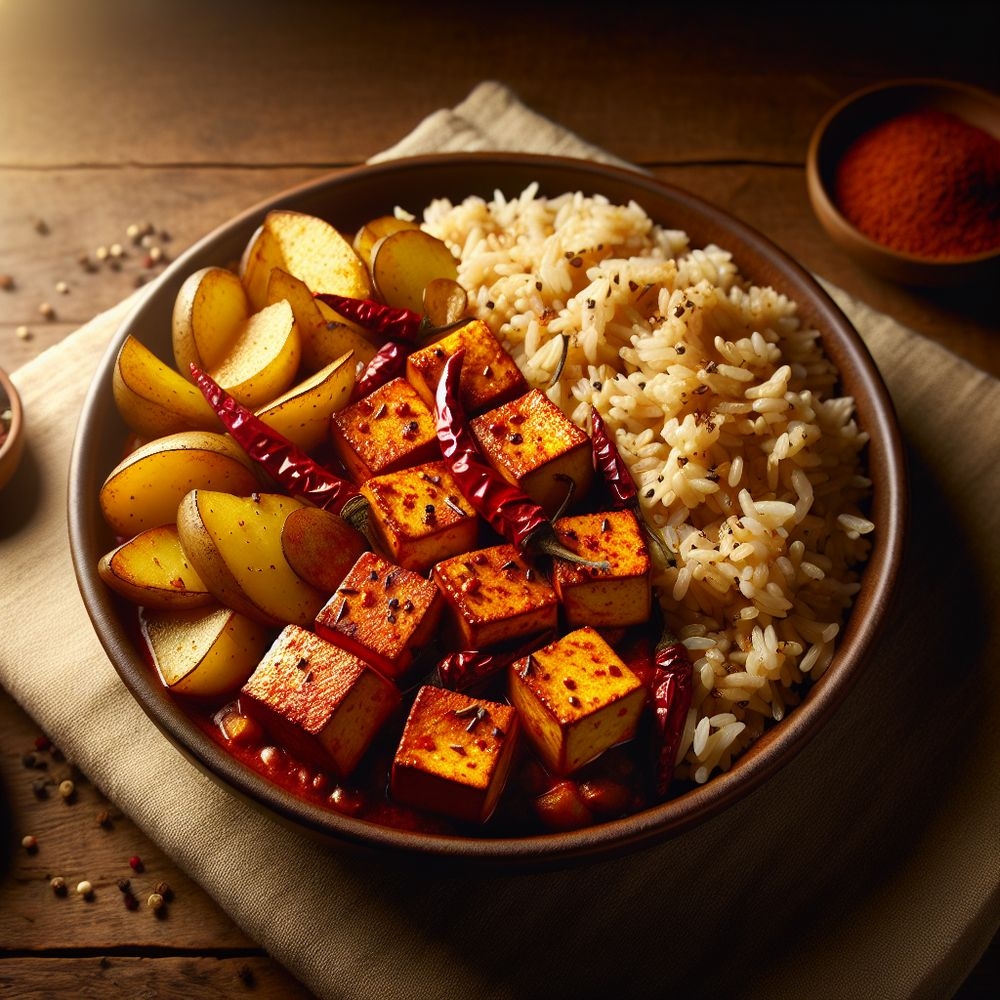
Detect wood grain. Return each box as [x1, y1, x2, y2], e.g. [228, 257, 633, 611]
[1, 1, 997, 997]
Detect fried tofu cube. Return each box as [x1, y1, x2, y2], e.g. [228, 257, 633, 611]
[314, 551, 442, 679]
[470, 389, 593, 517]
[358, 460, 479, 573]
[432, 543, 559, 649]
[391, 685, 520, 824]
[508, 626, 646, 775]
[406, 318, 527, 415]
[240, 624, 400, 776]
[551, 509, 652, 627]
[329, 377, 439, 482]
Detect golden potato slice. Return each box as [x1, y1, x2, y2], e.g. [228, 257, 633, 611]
[99, 430, 260, 538]
[265, 266, 378, 375]
[176, 490, 329, 627]
[208, 299, 300, 410]
[370, 229, 459, 313]
[353, 215, 420, 271]
[239, 209, 371, 316]
[98, 523, 214, 610]
[171, 266, 250, 374]
[253, 349, 355, 452]
[112, 335, 219, 439]
[141, 603, 272, 698]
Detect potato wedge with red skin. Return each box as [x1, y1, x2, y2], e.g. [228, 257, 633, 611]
[280, 505, 368, 594]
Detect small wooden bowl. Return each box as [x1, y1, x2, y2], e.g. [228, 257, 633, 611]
[0, 367, 25, 492]
[807, 78, 1000, 286]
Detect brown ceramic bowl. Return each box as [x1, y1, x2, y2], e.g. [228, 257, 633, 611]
[807, 78, 1000, 286]
[0, 367, 25, 493]
[68, 153, 907, 867]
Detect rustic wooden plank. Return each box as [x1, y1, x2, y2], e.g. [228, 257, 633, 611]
[0, 955, 315, 999]
[1, 1, 995, 170]
[1, 684, 252, 952]
[3, 164, 997, 379]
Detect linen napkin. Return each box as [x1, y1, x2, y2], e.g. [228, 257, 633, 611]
[2, 81, 998, 1000]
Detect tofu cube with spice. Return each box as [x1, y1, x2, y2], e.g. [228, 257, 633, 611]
[551, 509, 652, 627]
[432, 543, 559, 649]
[329, 377, 439, 482]
[239, 624, 400, 776]
[508, 626, 646, 775]
[390, 685, 520, 824]
[406, 318, 527, 415]
[358, 460, 479, 573]
[470, 389, 593, 517]
[314, 551, 442, 679]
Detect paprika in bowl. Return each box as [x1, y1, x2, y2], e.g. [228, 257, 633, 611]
[807, 78, 1000, 286]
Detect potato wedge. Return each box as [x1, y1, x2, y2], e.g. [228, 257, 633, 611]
[265, 266, 378, 374]
[422, 277, 468, 329]
[176, 490, 329, 627]
[280, 505, 368, 593]
[208, 298, 300, 410]
[112, 335, 219, 439]
[99, 430, 259, 538]
[353, 215, 419, 271]
[371, 229, 459, 313]
[239, 209, 371, 316]
[141, 603, 272, 698]
[98, 524, 214, 610]
[254, 350, 355, 452]
[171, 266, 250, 374]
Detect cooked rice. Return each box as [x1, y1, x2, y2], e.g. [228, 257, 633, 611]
[421, 184, 873, 785]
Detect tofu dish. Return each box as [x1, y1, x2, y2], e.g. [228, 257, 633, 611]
[97, 189, 874, 836]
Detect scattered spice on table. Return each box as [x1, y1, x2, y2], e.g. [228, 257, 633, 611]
[834, 106, 1000, 258]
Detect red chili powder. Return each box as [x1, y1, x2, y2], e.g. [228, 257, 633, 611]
[834, 107, 1000, 259]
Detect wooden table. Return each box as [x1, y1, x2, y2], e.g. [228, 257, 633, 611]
[1, 2, 996, 996]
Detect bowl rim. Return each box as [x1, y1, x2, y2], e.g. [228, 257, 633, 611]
[68, 151, 908, 867]
[0, 366, 25, 490]
[806, 76, 1000, 268]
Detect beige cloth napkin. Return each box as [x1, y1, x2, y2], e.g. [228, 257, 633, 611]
[2, 81, 998, 999]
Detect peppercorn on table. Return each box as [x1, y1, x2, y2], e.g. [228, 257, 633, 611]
[1, 3, 998, 999]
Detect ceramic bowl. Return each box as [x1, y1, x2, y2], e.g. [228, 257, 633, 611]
[68, 153, 907, 867]
[806, 78, 1000, 286]
[0, 367, 25, 493]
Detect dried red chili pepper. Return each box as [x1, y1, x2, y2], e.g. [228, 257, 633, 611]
[649, 621, 694, 799]
[589, 407, 638, 509]
[314, 293, 424, 343]
[434, 632, 554, 692]
[189, 364, 355, 514]
[352, 341, 409, 400]
[435, 350, 608, 571]
[316, 292, 471, 345]
[590, 405, 671, 565]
